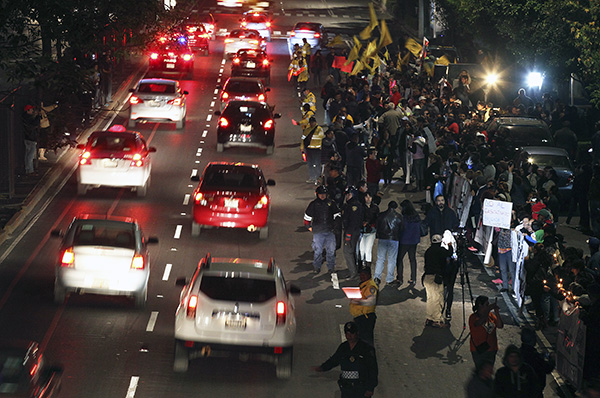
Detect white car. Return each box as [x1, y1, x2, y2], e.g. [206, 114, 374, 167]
[128, 78, 188, 129]
[224, 29, 265, 58]
[76, 127, 156, 197]
[174, 254, 300, 378]
[240, 11, 272, 42]
[52, 214, 159, 308]
[287, 22, 324, 57]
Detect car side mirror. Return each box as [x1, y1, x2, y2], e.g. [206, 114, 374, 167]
[76, 144, 85, 150]
[50, 229, 64, 238]
[273, 113, 281, 119]
[267, 179, 276, 186]
[265, 88, 270, 92]
[148, 147, 157, 153]
[183, 90, 189, 95]
[175, 277, 187, 287]
[214, 111, 221, 116]
[147, 236, 159, 244]
[288, 284, 301, 295]
[191, 175, 200, 182]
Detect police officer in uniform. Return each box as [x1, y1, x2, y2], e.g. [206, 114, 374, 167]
[312, 321, 378, 397]
[350, 268, 378, 346]
[343, 187, 364, 279]
[305, 185, 342, 274]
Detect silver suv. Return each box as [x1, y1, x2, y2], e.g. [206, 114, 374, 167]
[174, 254, 300, 378]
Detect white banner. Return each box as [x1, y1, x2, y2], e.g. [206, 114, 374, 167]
[482, 199, 513, 229]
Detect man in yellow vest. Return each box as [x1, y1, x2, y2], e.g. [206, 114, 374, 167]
[301, 116, 324, 184]
[301, 87, 317, 113]
[349, 267, 378, 346]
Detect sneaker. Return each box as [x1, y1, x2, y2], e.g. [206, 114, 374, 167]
[373, 278, 381, 286]
[445, 311, 452, 321]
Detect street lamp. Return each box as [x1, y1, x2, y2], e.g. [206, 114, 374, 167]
[527, 71, 544, 90]
[483, 71, 500, 103]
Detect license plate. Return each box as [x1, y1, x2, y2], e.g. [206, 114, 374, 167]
[224, 198, 239, 208]
[103, 159, 118, 168]
[240, 124, 252, 132]
[246, 61, 256, 68]
[166, 63, 175, 69]
[148, 100, 161, 107]
[92, 278, 108, 289]
[225, 318, 246, 329]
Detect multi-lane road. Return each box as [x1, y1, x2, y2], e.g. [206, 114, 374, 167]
[0, 1, 538, 397]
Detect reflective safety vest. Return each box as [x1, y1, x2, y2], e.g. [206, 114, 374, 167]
[349, 279, 377, 317]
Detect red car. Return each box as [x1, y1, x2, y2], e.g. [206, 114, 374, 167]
[191, 162, 275, 240]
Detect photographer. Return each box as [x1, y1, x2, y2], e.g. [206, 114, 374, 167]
[469, 295, 504, 367]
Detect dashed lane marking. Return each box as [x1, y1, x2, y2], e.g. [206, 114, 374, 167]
[339, 324, 347, 342]
[210, 101, 215, 107]
[163, 264, 172, 281]
[174, 225, 182, 239]
[146, 312, 159, 332]
[221, 59, 226, 65]
[125, 376, 139, 398]
[196, 148, 203, 156]
[202, 130, 208, 137]
[191, 169, 198, 177]
[213, 88, 219, 94]
[206, 114, 212, 121]
[183, 194, 190, 206]
[332, 272, 339, 289]
[342, 15, 350, 18]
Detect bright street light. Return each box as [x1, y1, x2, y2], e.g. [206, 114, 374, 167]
[485, 72, 499, 87]
[527, 71, 544, 89]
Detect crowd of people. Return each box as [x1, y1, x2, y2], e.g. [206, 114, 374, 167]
[298, 45, 600, 396]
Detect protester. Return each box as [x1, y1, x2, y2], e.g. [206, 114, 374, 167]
[469, 295, 504, 367]
[465, 360, 495, 398]
[373, 201, 402, 286]
[494, 344, 540, 398]
[22, 104, 40, 176]
[349, 268, 378, 346]
[423, 234, 450, 328]
[423, 194, 459, 239]
[342, 187, 364, 279]
[359, 192, 379, 268]
[397, 199, 422, 285]
[304, 185, 341, 274]
[520, 327, 554, 398]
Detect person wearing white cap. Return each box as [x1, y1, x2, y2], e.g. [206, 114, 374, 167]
[423, 234, 450, 328]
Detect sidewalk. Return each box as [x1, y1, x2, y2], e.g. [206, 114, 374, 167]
[0, 53, 146, 243]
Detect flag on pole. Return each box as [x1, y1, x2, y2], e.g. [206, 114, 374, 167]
[377, 19, 393, 49]
[351, 60, 364, 75]
[359, 3, 378, 40]
[361, 39, 377, 62]
[345, 36, 362, 65]
[405, 38, 422, 57]
[383, 49, 390, 62]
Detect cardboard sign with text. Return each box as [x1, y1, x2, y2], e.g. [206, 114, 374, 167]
[482, 199, 513, 229]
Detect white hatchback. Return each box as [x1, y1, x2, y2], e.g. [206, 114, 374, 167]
[174, 254, 301, 378]
[240, 11, 272, 42]
[76, 127, 156, 197]
[52, 215, 159, 308]
[128, 78, 188, 130]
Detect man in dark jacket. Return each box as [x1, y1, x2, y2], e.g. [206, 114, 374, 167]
[423, 194, 459, 240]
[343, 188, 364, 279]
[305, 185, 342, 274]
[346, 134, 366, 188]
[423, 235, 450, 327]
[494, 345, 540, 398]
[520, 328, 554, 398]
[312, 321, 378, 398]
[373, 201, 402, 286]
[22, 104, 40, 175]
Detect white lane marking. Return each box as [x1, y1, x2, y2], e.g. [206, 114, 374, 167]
[191, 169, 198, 177]
[195, 160, 200, 163]
[200, 140, 205, 144]
[217, 78, 221, 83]
[163, 264, 172, 281]
[174, 225, 182, 239]
[343, 14, 350, 18]
[146, 311, 159, 332]
[308, 13, 315, 16]
[183, 194, 190, 205]
[202, 130, 208, 137]
[284, 13, 291, 16]
[320, 14, 326, 17]
[196, 148, 203, 156]
[210, 101, 215, 107]
[331, 272, 339, 289]
[213, 88, 219, 94]
[126, 376, 139, 398]
[206, 114, 212, 121]
[219, 68, 224, 73]
[221, 59, 226, 65]
[339, 324, 346, 342]
[180, 212, 186, 216]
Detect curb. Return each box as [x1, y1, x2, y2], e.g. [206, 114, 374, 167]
[0, 59, 148, 248]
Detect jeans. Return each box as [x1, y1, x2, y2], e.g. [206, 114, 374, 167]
[358, 232, 376, 262]
[343, 231, 360, 277]
[305, 148, 321, 182]
[423, 274, 444, 323]
[413, 158, 425, 189]
[374, 239, 398, 282]
[542, 292, 559, 323]
[312, 231, 336, 271]
[24, 139, 37, 174]
[498, 251, 516, 290]
[397, 244, 417, 282]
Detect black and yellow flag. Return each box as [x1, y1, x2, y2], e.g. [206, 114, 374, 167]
[359, 3, 378, 40]
[378, 19, 393, 49]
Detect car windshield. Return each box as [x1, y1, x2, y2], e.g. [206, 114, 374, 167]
[186, 24, 206, 33]
[89, 134, 138, 152]
[527, 154, 571, 168]
[225, 81, 261, 93]
[202, 168, 260, 190]
[72, 222, 136, 249]
[230, 30, 260, 39]
[503, 126, 553, 146]
[199, 275, 276, 302]
[0, 354, 28, 394]
[138, 83, 176, 94]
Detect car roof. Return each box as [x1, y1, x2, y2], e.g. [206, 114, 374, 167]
[200, 257, 279, 277]
[493, 117, 548, 126]
[74, 214, 138, 224]
[90, 130, 142, 139]
[520, 146, 569, 156]
[225, 76, 263, 83]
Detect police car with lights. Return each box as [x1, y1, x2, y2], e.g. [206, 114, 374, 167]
[173, 254, 300, 378]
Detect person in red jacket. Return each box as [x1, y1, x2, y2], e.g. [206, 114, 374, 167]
[365, 149, 383, 196]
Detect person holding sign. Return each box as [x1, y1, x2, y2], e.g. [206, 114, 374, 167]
[349, 268, 378, 346]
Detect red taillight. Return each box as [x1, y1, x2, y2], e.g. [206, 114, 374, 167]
[254, 195, 269, 209]
[182, 54, 193, 61]
[314, 33, 320, 38]
[249, 40, 259, 45]
[159, 36, 167, 43]
[208, 24, 214, 30]
[187, 295, 198, 318]
[131, 254, 144, 270]
[61, 248, 74, 267]
[129, 95, 140, 105]
[80, 151, 91, 165]
[264, 119, 273, 129]
[290, 31, 296, 37]
[225, 38, 234, 43]
[194, 192, 204, 203]
[219, 117, 229, 128]
[241, 21, 247, 27]
[150, 53, 159, 60]
[262, 59, 269, 66]
[168, 98, 183, 106]
[30, 363, 38, 376]
[233, 57, 241, 64]
[258, 93, 265, 102]
[266, 21, 271, 27]
[276, 301, 286, 324]
[130, 153, 144, 167]
[221, 92, 229, 100]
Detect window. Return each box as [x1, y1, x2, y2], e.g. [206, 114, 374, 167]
[73, 222, 136, 249]
[138, 83, 176, 94]
[202, 168, 260, 190]
[199, 275, 276, 302]
[90, 134, 138, 152]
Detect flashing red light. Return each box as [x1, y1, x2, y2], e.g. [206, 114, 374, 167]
[254, 195, 269, 209]
[194, 192, 204, 203]
[233, 57, 241, 64]
[159, 36, 167, 43]
[221, 92, 229, 100]
[208, 24, 214, 30]
[130, 153, 144, 167]
[241, 21, 247, 27]
[131, 254, 145, 270]
[61, 248, 75, 267]
[290, 31, 296, 37]
[266, 21, 271, 27]
[187, 295, 198, 318]
[258, 93, 265, 102]
[80, 151, 91, 165]
[262, 59, 269, 66]
[182, 54, 193, 61]
[276, 301, 286, 324]
[129, 95, 141, 105]
[219, 117, 229, 128]
[150, 53, 159, 60]
[264, 119, 273, 129]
